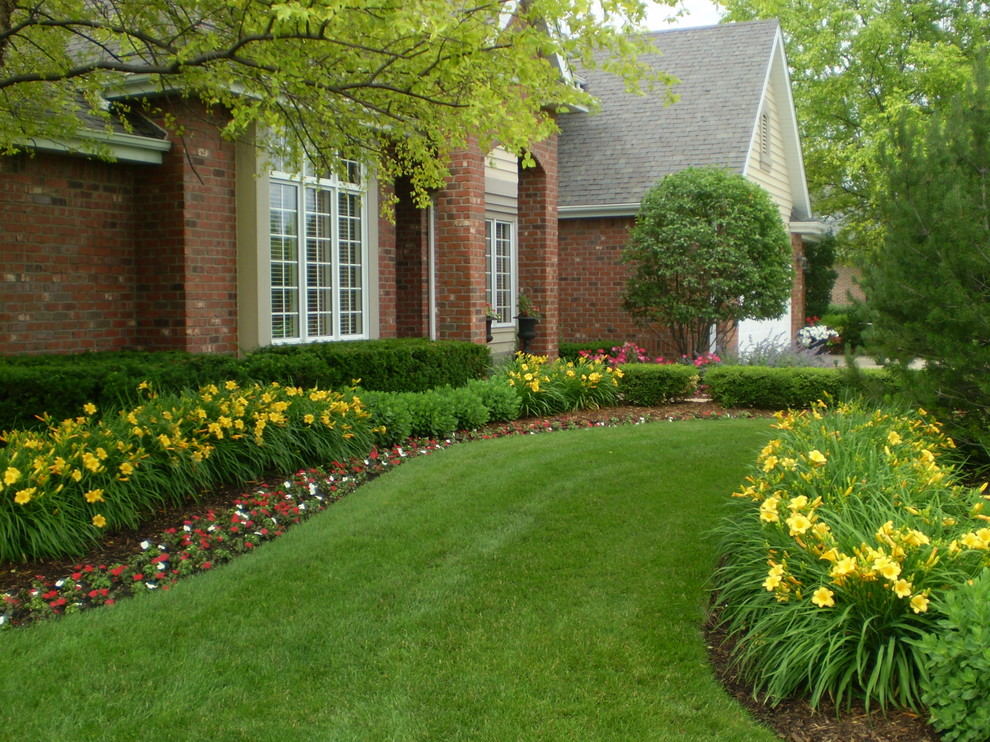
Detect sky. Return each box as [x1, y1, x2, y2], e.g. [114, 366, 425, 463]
[643, 0, 723, 30]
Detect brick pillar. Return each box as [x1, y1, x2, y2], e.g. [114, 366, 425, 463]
[517, 134, 559, 357]
[135, 99, 238, 353]
[434, 142, 486, 343]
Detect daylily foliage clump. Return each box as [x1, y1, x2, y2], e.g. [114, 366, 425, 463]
[498, 352, 622, 417]
[714, 400, 990, 711]
[0, 381, 374, 562]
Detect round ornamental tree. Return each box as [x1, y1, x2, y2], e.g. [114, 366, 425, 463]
[621, 166, 795, 357]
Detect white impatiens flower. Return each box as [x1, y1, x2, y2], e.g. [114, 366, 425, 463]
[140, 540, 151, 550]
[796, 324, 840, 349]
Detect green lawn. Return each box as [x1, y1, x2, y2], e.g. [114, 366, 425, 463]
[0, 419, 780, 741]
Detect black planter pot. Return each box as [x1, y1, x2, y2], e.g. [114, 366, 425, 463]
[517, 315, 539, 352]
[485, 317, 494, 343]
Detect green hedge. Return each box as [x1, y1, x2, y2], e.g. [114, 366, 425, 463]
[0, 351, 245, 431]
[243, 338, 490, 392]
[617, 364, 699, 405]
[705, 366, 895, 409]
[362, 378, 518, 447]
[0, 340, 490, 432]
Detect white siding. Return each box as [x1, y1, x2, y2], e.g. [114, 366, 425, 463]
[745, 84, 794, 225]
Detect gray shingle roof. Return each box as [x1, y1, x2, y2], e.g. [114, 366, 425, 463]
[558, 20, 779, 209]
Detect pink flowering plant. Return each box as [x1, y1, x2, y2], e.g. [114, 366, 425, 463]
[579, 342, 720, 370]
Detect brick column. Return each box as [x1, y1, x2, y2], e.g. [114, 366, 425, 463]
[434, 142, 486, 343]
[517, 134, 559, 357]
[135, 100, 238, 354]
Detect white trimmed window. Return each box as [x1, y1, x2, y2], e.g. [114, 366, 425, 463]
[269, 159, 366, 342]
[485, 217, 515, 324]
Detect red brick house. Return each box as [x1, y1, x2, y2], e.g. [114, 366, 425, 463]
[1, 21, 817, 360]
[559, 20, 823, 356]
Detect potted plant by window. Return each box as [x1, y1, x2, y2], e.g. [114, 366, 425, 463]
[483, 304, 500, 343]
[516, 293, 541, 352]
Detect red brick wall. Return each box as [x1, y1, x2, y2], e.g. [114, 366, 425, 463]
[135, 101, 238, 354]
[0, 100, 239, 356]
[560, 217, 809, 357]
[376, 182, 398, 339]
[518, 135, 558, 357]
[831, 263, 865, 305]
[434, 142, 486, 343]
[558, 215, 652, 350]
[0, 153, 141, 354]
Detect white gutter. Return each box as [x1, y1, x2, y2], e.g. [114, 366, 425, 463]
[25, 129, 171, 164]
[790, 220, 826, 241]
[558, 203, 641, 218]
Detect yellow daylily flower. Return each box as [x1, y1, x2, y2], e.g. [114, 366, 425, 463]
[14, 487, 36, 505]
[786, 512, 812, 536]
[811, 587, 835, 608]
[893, 579, 913, 598]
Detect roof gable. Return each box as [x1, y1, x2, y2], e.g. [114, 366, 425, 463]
[558, 20, 809, 216]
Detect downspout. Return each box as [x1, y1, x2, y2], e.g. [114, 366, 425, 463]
[428, 198, 438, 340]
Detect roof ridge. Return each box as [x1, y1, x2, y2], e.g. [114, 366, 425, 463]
[638, 19, 779, 37]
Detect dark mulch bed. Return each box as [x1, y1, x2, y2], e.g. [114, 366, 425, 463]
[0, 400, 941, 741]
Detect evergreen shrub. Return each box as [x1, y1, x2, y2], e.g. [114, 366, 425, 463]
[0, 340, 488, 432]
[243, 338, 490, 392]
[617, 364, 698, 405]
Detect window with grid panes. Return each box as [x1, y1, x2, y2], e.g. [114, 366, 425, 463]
[269, 158, 365, 342]
[485, 218, 514, 324]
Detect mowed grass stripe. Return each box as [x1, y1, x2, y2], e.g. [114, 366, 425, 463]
[0, 419, 778, 741]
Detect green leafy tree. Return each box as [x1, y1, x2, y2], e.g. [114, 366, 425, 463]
[721, 0, 990, 256]
[861, 57, 990, 461]
[621, 166, 794, 357]
[0, 0, 675, 202]
[803, 230, 838, 319]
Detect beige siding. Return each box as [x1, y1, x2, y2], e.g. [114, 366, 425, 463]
[485, 146, 518, 215]
[746, 83, 793, 224]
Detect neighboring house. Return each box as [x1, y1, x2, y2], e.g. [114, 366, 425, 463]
[831, 264, 866, 306]
[558, 19, 823, 356]
[1, 20, 817, 360]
